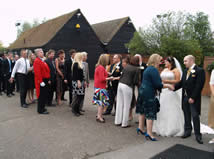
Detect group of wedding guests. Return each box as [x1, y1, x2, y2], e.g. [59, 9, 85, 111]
[1, 48, 90, 116]
[1, 49, 214, 144]
[93, 53, 213, 144]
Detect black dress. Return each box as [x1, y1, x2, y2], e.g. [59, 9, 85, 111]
[27, 63, 35, 89]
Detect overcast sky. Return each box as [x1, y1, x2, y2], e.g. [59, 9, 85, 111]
[1, 0, 214, 47]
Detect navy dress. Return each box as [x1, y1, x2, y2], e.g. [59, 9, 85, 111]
[136, 66, 163, 120]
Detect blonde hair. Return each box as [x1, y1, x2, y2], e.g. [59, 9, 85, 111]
[81, 51, 88, 57]
[96, 54, 109, 67]
[147, 54, 162, 67]
[28, 53, 36, 65]
[73, 52, 83, 69]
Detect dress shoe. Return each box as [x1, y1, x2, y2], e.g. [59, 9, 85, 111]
[11, 93, 15, 96]
[80, 109, 85, 112]
[122, 125, 131, 128]
[21, 104, 28, 108]
[196, 136, 203, 144]
[39, 111, 49, 115]
[181, 133, 191, 139]
[72, 110, 80, 117]
[78, 112, 84, 115]
[7, 94, 12, 97]
[96, 118, 105, 123]
[103, 112, 111, 115]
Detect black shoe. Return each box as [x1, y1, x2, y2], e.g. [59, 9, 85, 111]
[182, 133, 191, 139]
[196, 136, 203, 144]
[7, 94, 12, 97]
[80, 109, 85, 112]
[61, 98, 67, 101]
[78, 112, 84, 115]
[11, 93, 15, 96]
[21, 104, 28, 108]
[103, 112, 111, 115]
[39, 111, 49, 115]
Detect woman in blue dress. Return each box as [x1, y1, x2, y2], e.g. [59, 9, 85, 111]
[136, 54, 173, 141]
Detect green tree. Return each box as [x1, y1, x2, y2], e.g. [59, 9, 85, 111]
[126, 11, 206, 65]
[0, 41, 6, 52]
[184, 12, 214, 56]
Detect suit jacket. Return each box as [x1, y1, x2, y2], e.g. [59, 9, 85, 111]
[0, 57, 3, 76]
[2, 58, 12, 76]
[34, 57, 50, 98]
[174, 65, 205, 114]
[109, 62, 123, 90]
[45, 58, 56, 83]
[64, 58, 73, 82]
[83, 62, 90, 83]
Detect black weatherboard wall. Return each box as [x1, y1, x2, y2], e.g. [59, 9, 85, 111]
[106, 19, 136, 53]
[43, 10, 103, 78]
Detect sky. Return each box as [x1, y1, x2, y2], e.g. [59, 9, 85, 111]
[0, 0, 214, 47]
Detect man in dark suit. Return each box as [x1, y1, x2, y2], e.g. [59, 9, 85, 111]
[64, 49, 76, 106]
[3, 52, 14, 97]
[104, 54, 123, 115]
[174, 55, 205, 144]
[0, 53, 4, 95]
[45, 49, 56, 106]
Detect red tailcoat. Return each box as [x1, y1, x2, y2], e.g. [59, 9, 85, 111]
[33, 57, 50, 98]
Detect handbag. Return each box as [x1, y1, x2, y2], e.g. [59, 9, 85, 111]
[154, 96, 160, 113]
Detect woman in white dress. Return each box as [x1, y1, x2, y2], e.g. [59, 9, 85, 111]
[153, 56, 184, 137]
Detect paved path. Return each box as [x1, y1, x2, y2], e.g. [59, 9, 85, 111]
[0, 81, 213, 159]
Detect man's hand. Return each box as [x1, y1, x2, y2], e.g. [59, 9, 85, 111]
[188, 98, 194, 104]
[9, 77, 14, 83]
[77, 80, 81, 88]
[48, 81, 51, 85]
[64, 80, 68, 84]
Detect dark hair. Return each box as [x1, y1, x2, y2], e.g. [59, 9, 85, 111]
[130, 56, 139, 66]
[166, 56, 176, 70]
[122, 56, 130, 64]
[69, 49, 76, 55]
[57, 49, 65, 56]
[47, 49, 55, 56]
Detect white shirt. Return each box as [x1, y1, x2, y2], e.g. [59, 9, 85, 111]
[11, 57, 30, 78]
[210, 70, 214, 85]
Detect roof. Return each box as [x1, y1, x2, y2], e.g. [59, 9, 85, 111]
[91, 17, 129, 44]
[9, 9, 79, 49]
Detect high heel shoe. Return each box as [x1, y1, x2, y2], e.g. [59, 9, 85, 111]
[136, 128, 146, 135]
[145, 133, 157, 141]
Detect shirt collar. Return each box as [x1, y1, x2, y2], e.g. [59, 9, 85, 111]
[190, 64, 196, 70]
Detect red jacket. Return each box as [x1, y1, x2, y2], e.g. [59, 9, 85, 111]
[94, 65, 108, 89]
[34, 57, 50, 98]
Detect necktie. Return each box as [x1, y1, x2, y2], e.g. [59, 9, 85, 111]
[8, 59, 11, 72]
[186, 68, 191, 80]
[24, 58, 27, 74]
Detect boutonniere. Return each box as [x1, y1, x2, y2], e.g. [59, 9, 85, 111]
[139, 66, 144, 70]
[116, 65, 120, 69]
[191, 69, 195, 73]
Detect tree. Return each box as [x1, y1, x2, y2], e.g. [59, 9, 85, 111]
[184, 12, 214, 56]
[126, 11, 206, 66]
[0, 41, 6, 52]
[16, 18, 47, 38]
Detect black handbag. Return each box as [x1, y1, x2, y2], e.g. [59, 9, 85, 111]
[155, 97, 160, 113]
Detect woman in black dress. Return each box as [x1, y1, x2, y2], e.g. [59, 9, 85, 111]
[27, 53, 36, 103]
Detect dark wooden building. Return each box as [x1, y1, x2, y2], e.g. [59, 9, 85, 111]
[92, 17, 136, 53]
[9, 9, 103, 78]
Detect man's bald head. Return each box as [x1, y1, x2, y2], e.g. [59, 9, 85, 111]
[184, 55, 195, 68]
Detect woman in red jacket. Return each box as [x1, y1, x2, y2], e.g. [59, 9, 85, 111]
[93, 54, 113, 123]
[34, 48, 50, 114]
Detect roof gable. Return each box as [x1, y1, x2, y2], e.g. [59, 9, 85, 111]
[91, 17, 129, 44]
[9, 9, 79, 49]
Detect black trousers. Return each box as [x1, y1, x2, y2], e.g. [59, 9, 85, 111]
[68, 82, 73, 104]
[47, 81, 55, 105]
[17, 73, 28, 105]
[183, 96, 201, 137]
[72, 95, 84, 113]
[4, 73, 12, 95]
[106, 87, 117, 113]
[0, 74, 3, 93]
[38, 79, 49, 113]
[15, 74, 19, 92]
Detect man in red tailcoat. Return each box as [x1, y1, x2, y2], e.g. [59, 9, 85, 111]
[34, 48, 51, 114]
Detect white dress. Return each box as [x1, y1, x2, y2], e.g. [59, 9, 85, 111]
[153, 71, 184, 137]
